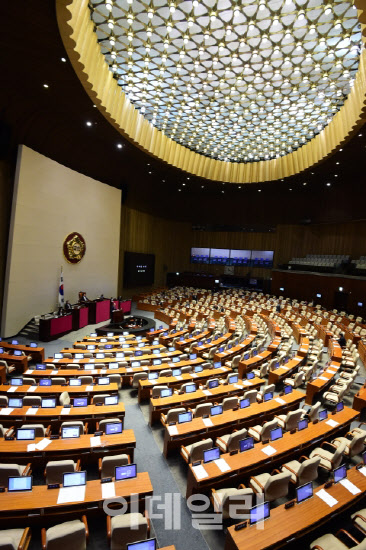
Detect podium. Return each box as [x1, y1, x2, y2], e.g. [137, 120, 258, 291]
[88, 299, 111, 324]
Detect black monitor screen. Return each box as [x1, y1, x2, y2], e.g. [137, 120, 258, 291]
[336, 402, 344, 412]
[185, 384, 196, 393]
[208, 379, 219, 389]
[284, 385, 292, 395]
[124, 252, 155, 287]
[115, 463, 137, 481]
[239, 437, 254, 452]
[296, 482, 313, 503]
[105, 422, 123, 435]
[263, 392, 273, 402]
[319, 409, 328, 421]
[203, 447, 220, 463]
[228, 374, 239, 384]
[240, 398, 250, 409]
[73, 398, 88, 407]
[247, 372, 255, 380]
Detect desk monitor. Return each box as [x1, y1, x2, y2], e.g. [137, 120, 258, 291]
[160, 388, 173, 398]
[213, 362, 221, 369]
[36, 364, 46, 370]
[10, 378, 23, 386]
[69, 379, 82, 386]
[138, 343, 145, 348]
[185, 383, 196, 393]
[189, 353, 197, 360]
[243, 353, 250, 360]
[0, 348, 4, 354]
[296, 482, 313, 504]
[75, 353, 84, 359]
[30, 342, 38, 348]
[152, 340, 159, 345]
[149, 328, 154, 332]
[8, 476, 33, 492]
[63, 471, 86, 487]
[8, 397, 23, 408]
[284, 385, 292, 395]
[90, 333, 97, 337]
[73, 397, 88, 407]
[115, 464, 137, 481]
[54, 353, 63, 359]
[274, 361, 280, 368]
[203, 447, 220, 463]
[153, 359, 162, 366]
[123, 331, 129, 336]
[210, 405, 223, 416]
[208, 379, 219, 389]
[172, 357, 180, 363]
[319, 409, 328, 421]
[119, 337, 126, 342]
[228, 374, 239, 384]
[116, 353, 124, 359]
[148, 372, 159, 380]
[127, 539, 157, 550]
[16, 428, 35, 441]
[284, 357, 289, 364]
[136, 336, 142, 341]
[249, 502, 270, 525]
[362, 451, 366, 465]
[98, 377, 109, 385]
[11, 340, 19, 345]
[270, 427, 283, 441]
[105, 345, 113, 350]
[178, 411, 192, 424]
[252, 350, 258, 357]
[239, 437, 254, 452]
[107, 332, 114, 337]
[227, 344, 232, 350]
[153, 349, 160, 355]
[298, 418, 308, 431]
[168, 346, 175, 352]
[135, 351, 143, 356]
[194, 366, 203, 373]
[105, 395, 118, 406]
[336, 401, 344, 412]
[172, 369, 181, 376]
[197, 341, 203, 347]
[96, 353, 105, 359]
[334, 464, 347, 484]
[13, 350, 22, 356]
[219, 347, 225, 353]
[87, 345, 96, 350]
[122, 345, 130, 349]
[240, 398, 250, 409]
[163, 332, 168, 337]
[100, 339, 108, 343]
[159, 326, 163, 330]
[61, 426, 80, 439]
[39, 378, 52, 386]
[41, 398, 56, 408]
[263, 392, 273, 402]
[105, 422, 123, 435]
[86, 363, 95, 369]
[179, 336, 184, 342]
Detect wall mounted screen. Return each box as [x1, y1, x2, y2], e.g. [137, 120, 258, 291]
[190, 248, 274, 268]
[124, 252, 155, 287]
[251, 251, 274, 268]
[190, 247, 210, 264]
[209, 249, 230, 265]
[229, 250, 251, 266]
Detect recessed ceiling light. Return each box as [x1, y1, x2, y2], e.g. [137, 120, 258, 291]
[359, 133, 362, 137]
[222, 190, 224, 193]
[117, 143, 122, 149]
[43, 84, 49, 88]
[238, 186, 241, 189]
[187, 177, 190, 180]
[303, 182, 307, 186]
[201, 185, 204, 188]
[339, 148, 343, 151]
[182, 183, 186, 186]
[258, 189, 262, 192]
[61, 57, 66, 62]
[86, 121, 92, 126]
[93, 104, 97, 108]
[326, 182, 331, 186]
[289, 188, 292, 191]
[178, 188, 182, 191]
[162, 179, 165, 182]
[334, 174, 338, 177]
[336, 161, 340, 164]
[149, 171, 152, 174]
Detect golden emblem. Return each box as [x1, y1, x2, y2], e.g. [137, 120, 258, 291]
[63, 232, 86, 264]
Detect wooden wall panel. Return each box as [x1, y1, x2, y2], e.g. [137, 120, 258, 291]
[0, 161, 13, 317]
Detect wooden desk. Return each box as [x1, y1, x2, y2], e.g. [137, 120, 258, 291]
[225, 467, 366, 550]
[0, 471, 152, 525]
[193, 332, 233, 356]
[238, 351, 272, 379]
[0, 383, 119, 398]
[163, 390, 304, 457]
[45, 350, 182, 366]
[213, 336, 255, 365]
[88, 299, 111, 324]
[305, 362, 341, 405]
[329, 338, 343, 363]
[60, 344, 163, 356]
[0, 430, 136, 463]
[0, 353, 28, 373]
[149, 379, 266, 425]
[268, 355, 305, 385]
[0, 343, 44, 363]
[186, 407, 359, 498]
[0, 367, 5, 384]
[138, 366, 233, 402]
[353, 385, 366, 412]
[0, 403, 125, 430]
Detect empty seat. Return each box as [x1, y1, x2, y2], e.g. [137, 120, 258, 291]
[181, 438, 213, 463]
[309, 440, 347, 472]
[275, 409, 305, 432]
[130, 373, 148, 388]
[100, 454, 129, 479]
[281, 456, 321, 486]
[0, 463, 31, 487]
[161, 407, 186, 425]
[0, 527, 31, 550]
[20, 424, 49, 438]
[211, 486, 254, 520]
[45, 459, 79, 485]
[41, 517, 88, 550]
[107, 512, 149, 550]
[216, 428, 248, 453]
[248, 418, 278, 442]
[190, 403, 213, 418]
[23, 396, 41, 407]
[249, 471, 292, 502]
[59, 392, 70, 406]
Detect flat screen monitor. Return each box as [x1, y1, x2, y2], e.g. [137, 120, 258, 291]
[270, 427, 283, 441]
[75, 353, 84, 359]
[160, 388, 173, 398]
[178, 411, 192, 424]
[263, 392, 273, 402]
[13, 350, 22, 356]
[228, 374, 239, 384]
[336, 402, 344, 412]
[284, 385, 292, 395]
[247, 372, 255, 380]
[115, 463, 137, 481]
[296, 482, 313, 503]
[210, 405, 223, 416]
[252, 350, 258, 357]
[189, 353, 197, 360]
[148, 372, 159, 380]
[116, 353, 124, 359]
[39, 379, 51, 386]
[87, 345, 96, 350]
[185, 384, 196, 393]
[8, 476, 32, 492]
[153, 350, 160, 355]
[249, 502, 270, 525]
[61, 426, 80, 439]
[122, 345, 130, 349]
[172, 369, 181, 376]
[96, 353, 105, 359]
[213, 362, 221, 369]
[194, 366, 203, 373]
[90, 333, 97, 337]
[240, 398, 250, 409]
[16, 428, 35, 440]
[123, 251, 155, 287]
[227, 344, 232, 350]
[30, 342, 38, 348]
[100, 339, 108, 343]
[219, 347, 225, 353]
[63, 471, 86, 487]
[284, 357, 289, 364]
[319, 409, 328, 421]
[334, 464, 347, 483]
[362, 451, 366, 465]
[180, 336, 184, 342]
[239, 437, 254, 452]
[41, 398, 56, 408]
[136, 336, 142, 341]
[98, 377, 109, 385]
[105, 395, 118, 405]
[105, 345, 113, 350]
[190, 247, 210, 265]
[208, 379, 219, 389]
[107, 332, 114, 337]
[36, 364, 46, 370]
[138, 343, 145, 348]
[203, 447, 220, 463]
[0, 348, 4, 354]
[197, 342, 203, 347]
[298, 419, 308, 431]
[54, 353, 63, 359]
[153, 359, 162, 365]
[8, 398, 23, 408]
[123, 331, 129, 335]
[86, 364, 95, 369]
[69, 379, 82, 386]
[11, 340, 19, 345]
[73, 397, 88, 407]
[10, 378, 23, 386]
[127, 539, 157, 550]
[168, 346, 175, 352]
[135, 351, 143, 356]
[243, 353, 250, 360]
[105, 422, 123, 435]
[274, 362, 280, 368]
[172, 357, 180, 363]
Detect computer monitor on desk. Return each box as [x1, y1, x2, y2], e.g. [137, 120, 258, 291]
[73, 397, 88, 407]
[249, 502, 270, 525]
[63, 471, 86, 487]
[8, 398, 23, 408]
[296, 482, 313, 504]
[239, 437, 254, 452]
[298, 419, 308, 431]
[127, 538, 156, 550]
[8, 476, 33, 492]
[185, 384, 196, 393]
[104, 395, 118, 406]
[203, 447, 220, 463]
[270, 427, 283, 442]
[42, 398, 57, 408]
[61, 426, 80, 439]
[115, 464, 137, 481]
[210, 405, 223, 416]
[16, 429, 35, 440]
[178, 412, 192, 424]
[334, 464, 347, 484]
[13, 350, 22, 356]
[105, 422, 123, 435]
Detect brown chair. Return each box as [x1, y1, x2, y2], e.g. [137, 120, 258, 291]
[45, 459, 80, 485]
[249, 470, 292, 502]
[281, 456, 321, 486]
[99, 454, 130, 479]
[106, 511, 149, 550]
[41, 516, 88, 550]
[181, 438, 213, 464]
[309, 440, 347, 473]
[216, 428, 248, 453]
[0, 463, 32, 487]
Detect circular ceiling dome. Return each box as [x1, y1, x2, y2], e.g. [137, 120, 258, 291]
[90, 0, 362, 163]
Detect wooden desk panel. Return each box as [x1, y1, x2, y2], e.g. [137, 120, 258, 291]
[0, 353, 28, 373]
[0, 383, 118, 397]
[163, 390, 304, 457]
[225, 467, 366, 550]
[268, 355, 305, 385]
[61, 344, 163, 355]
[186, 407, 359, 498]
[305, 362, 341, 405]
[238, 351, 272, 379]
[0, 343, 44, 363]
[45, 350, 182, 366]
[353, 385, 366, 412]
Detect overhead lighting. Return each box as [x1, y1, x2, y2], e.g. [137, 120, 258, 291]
[61, 57, 66, 62]
[43, 84, 49, 88]
[86, 121, 92, 126]
[117, 143, 122, 149]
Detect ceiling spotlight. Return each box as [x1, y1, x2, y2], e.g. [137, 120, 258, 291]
[117, 143, 122, 149]
[61, 57, 66, 62]
[86, 121, 92, 126]
[43, 84, 49, 88]
[326, 182, 331, 186]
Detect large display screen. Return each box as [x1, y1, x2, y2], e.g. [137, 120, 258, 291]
[229, 249, 251, 266]
[190, 248, 274, 267]
[124, 252, 155, 287]
[190, 247, 210, 264]
[251, 250, 274, 267]
[209, 248, 230, 265]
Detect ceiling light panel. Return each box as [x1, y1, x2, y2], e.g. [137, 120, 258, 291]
[90, 0, 361, 163]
